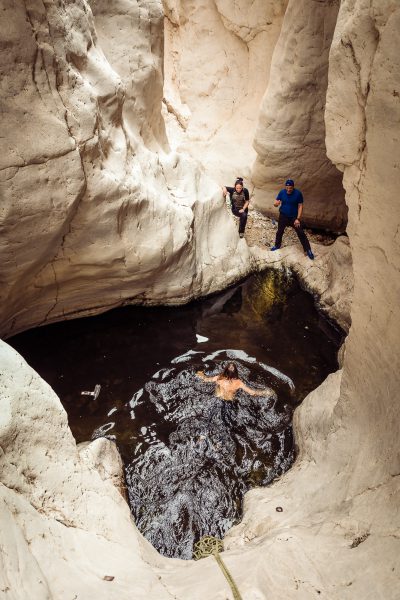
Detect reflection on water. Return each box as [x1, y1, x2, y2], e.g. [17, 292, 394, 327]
[9, 269, 343, 559]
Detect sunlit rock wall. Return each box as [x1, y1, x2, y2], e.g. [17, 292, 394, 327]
[326, 0, 400, 488]
[0, 340, 182, 599]
[224, 1, 400, 598]
[251, 0, 348, 231]
[0, 0, 252, 338]
[163, 0, 288, 183]
[1, 0, 399, 599]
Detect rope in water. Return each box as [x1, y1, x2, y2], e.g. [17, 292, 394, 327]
[193, 536, 243, 600]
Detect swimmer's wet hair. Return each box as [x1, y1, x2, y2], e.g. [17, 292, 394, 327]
[221, 362, 239, 380]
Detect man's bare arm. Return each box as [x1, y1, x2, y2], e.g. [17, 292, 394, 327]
[239, 382, 273, 396]
[196, 370, 219, 382]
[294, 203, 303, 227]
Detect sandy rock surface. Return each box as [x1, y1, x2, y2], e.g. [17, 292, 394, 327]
[325, 0, 400, 492]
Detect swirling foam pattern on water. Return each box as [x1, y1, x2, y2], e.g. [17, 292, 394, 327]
[125, 350, 295, 559]
[9, 269, 342, 559]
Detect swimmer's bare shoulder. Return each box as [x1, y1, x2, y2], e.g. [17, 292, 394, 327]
[196, 370, 273, 400]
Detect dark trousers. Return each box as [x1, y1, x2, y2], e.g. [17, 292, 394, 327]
[231, 207, 248, 234]
[275, 213, 311, 252]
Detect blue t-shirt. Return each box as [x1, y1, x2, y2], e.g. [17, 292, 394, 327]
[276, 188, 303, 218]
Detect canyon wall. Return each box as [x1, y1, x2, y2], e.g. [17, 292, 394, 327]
[325, 0, 400, 490]
[163, 0, 288, 183]
[251, 0, 348, 231]
[0, 0, 255, 339]
[1, 0, 400, 599]
[0, 341, 181, 599]
[225, 1, 400, 597]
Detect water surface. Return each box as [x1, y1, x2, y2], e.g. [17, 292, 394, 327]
[9, 269, 342, 558]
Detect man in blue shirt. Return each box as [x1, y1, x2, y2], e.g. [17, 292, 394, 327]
[270, 179, 314, 260]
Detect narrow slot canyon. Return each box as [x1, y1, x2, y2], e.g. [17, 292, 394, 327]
[0, 1, 399, 599]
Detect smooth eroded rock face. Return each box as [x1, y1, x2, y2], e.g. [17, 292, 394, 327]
[163, 0, 288, 182]
[0, 0, 252, 338]
[225, 2, 400, 598]
[251, 0, 348, 231]
[1, 0, 400, 598]
[0, 341, 172, 599]
[325, 0, 400, 488]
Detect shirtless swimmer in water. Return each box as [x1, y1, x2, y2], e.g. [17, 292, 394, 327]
[196, 362, 272, 401]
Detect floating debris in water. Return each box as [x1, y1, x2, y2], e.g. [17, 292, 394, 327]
[196, 334, 209, 343]
[80, 383, 101, 400]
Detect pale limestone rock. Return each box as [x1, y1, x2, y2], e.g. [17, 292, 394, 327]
[224, 1, 400, 598]
[325, 0, 400, 491]
[223, 371, 400, 599]
[0, 341, 168, 599]
[1, 0, 400, 598]
[78, 437, 126, 496]
[312, 236, 353, 332]
[0, 0, 252, 338]
[251, 0, 347, 231]
[163, 0, 288, 183]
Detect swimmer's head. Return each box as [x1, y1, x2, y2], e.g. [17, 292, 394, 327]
[223, 362, 239, 380]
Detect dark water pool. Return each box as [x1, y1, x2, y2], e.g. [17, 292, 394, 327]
[9, 269, 342, 559]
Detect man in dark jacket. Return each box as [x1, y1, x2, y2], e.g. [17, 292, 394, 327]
[222, 178, 249, 238]
[270, 179, 314, 260]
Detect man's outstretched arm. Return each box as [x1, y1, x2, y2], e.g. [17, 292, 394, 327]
[239, 382, 273, 396]
[196, 370, 218, 382]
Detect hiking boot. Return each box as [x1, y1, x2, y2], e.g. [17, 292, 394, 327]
[270, 246, 280, 251]
[307, 249, 315, 260]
